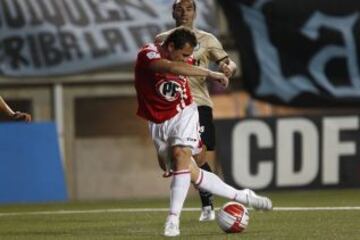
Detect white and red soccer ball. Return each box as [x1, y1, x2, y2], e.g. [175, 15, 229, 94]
[216, 202, 249, 233]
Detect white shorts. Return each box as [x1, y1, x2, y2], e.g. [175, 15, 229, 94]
[148, 103, 202, 169]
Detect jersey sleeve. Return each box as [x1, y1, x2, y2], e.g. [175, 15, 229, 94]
[207, 34, 228, 63]
[137, 47, 162, 68]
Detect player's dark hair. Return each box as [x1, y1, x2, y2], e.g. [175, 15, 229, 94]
[164, 27, 197, 50]
[172, 0, 197, 12]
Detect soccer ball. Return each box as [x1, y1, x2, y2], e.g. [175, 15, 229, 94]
[216, 202, 249, 233]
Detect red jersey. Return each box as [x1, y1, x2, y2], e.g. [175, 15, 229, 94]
[135, 44, 193, 123]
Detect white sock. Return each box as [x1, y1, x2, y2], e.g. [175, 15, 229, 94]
[195, 170, 248, 203]
[169, 170, 191, 218]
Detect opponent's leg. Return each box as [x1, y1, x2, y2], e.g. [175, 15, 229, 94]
[197, 106, 216, 221]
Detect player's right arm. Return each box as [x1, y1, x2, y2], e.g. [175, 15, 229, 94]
[149, 59, 229, 88]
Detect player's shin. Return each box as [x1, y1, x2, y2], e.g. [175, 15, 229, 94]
[193, 169, 236, 199]
[192, 169, 272, 210]
[199, 162, 214, 207]
[169, 170, 191, 218]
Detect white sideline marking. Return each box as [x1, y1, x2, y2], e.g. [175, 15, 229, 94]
[273, 206, 360, 211]
[0, 206, 360, 217]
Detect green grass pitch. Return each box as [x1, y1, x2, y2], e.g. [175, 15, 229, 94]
[0, 189, 359, 239]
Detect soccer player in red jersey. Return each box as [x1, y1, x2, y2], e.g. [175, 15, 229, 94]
[134, 28, 272, 237]
[156, 0, 239, 222]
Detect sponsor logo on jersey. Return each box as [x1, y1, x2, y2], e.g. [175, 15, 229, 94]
[156, 80, 182, 101]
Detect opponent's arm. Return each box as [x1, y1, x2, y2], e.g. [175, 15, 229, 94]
[218, 57, 237, 78]
[154, 34, 164, 46]
[207, 34, 238, 78]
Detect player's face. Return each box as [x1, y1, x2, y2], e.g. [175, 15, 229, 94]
[168, 42, 194, 62]
[173, 0, 196, 28]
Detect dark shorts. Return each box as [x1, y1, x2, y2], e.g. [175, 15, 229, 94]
[198, 106, 215, 151]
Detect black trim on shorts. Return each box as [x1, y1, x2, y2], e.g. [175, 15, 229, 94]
[198, 106, 215, 151]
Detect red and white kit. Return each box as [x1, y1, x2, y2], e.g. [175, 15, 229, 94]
[135, 43, 202, 162]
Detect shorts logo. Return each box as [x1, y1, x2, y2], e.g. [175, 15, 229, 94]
[157, 80, 182, 101]
[186, 137, 197, 142]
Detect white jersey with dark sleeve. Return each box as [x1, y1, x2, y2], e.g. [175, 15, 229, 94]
[156, 28, 228, 108]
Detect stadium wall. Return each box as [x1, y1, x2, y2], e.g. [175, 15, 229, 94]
[0, 123, 67, 203]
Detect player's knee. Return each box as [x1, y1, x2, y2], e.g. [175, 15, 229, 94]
[172, 147, 191, 170]
[194, 147, 207, 166]
[172, 146, 191, 159]
[157, 156, 166, 171]
[194, 155, 207, 167]
[189, 161, 200, 182]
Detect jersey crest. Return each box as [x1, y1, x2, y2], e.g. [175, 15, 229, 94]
[156, 80, 182, 102]
[156, 75, 188, 103]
